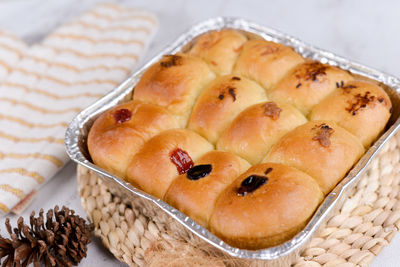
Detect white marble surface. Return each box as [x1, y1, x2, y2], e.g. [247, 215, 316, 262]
[0, 0, 399, 266]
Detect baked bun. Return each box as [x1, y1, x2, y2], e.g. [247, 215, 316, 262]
[264, 121, 365, 194]
[126, 129, 213, 199]
[87, 29, 393, 250]
[87, 100, 179, 177]
[188, 75, 267, 143]
[217, 101, 307, 164]
[188, 29, 247, 75]
[233, 39, 304, 90]
[309, 80, 392, 147]
[134, 54, 216, 126]
[270, 61, 354, 115]
[164, 151, 250, 227]
[209, 163, 323, 249]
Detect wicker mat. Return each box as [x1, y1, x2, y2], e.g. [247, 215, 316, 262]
[77, 131, 400, 267]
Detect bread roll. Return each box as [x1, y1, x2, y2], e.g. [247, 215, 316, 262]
[233, 39, 304, 90]
[134, 54, 216, 126]
[188, 75, 267, 143]
[87, 29, 393, 250]
[310, 80, 392, 147]
[217, 101, 307, 165]
[264, 121, 364, 194]
[187, 29, 247, 75]
[270, 60, 354, 115]
[209, 163, 323, 249]
[126, 129, 213, 199]
[164, 151, 250, 227]
[88, 100, 179, 178]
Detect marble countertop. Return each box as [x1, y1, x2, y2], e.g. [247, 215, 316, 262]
[0, 0, 399, 266]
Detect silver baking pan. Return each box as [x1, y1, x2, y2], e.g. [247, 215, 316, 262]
[65, 17, 400, 264]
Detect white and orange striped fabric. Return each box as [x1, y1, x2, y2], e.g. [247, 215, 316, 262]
[0, 3, 158, 214]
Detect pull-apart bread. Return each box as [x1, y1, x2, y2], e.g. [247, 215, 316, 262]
[87, 29, 392, 249]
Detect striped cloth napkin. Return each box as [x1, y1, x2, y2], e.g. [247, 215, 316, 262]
[0, 3, 158, 214]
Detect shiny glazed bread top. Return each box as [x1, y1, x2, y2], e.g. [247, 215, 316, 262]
[87, 29, 392, 250]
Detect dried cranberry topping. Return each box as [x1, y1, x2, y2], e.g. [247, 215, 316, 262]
[237, 175, 268, 196]
[228, 87, 236, 101]
[312, 123, 334, 147]
[170, 148, 194, 174]
[345, 91, 376, 115]
[114, 109, 132, 124]
[186, 164, 212, 180]
[265, 167, 273, 175]
[160, 55, 182, 68]
[263, 102, 282, 120]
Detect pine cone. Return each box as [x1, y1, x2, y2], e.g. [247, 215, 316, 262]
[0, 206, 94, 267]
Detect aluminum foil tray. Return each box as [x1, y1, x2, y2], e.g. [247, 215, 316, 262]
[65, 17, 400, 264]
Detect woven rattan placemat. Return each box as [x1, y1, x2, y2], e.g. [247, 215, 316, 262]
[77, 131, 400, 267]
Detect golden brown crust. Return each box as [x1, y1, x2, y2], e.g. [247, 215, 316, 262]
[188, 75, 267, 143]
[126, 129, 213, 199]
[310, 80, 392, 147]
[188, 29, 247, 75]
[264, 121, 365, 194]
[164, 151, 250, 227]
[87, 100, 179, 178]
[270, 60, 354, 115]
[233, 39, 304, 90]
[133, 54, 216, 126]
[209, 163, 323, 249]
[86, 29, 393, 250]
[217, 101, 307, 164]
